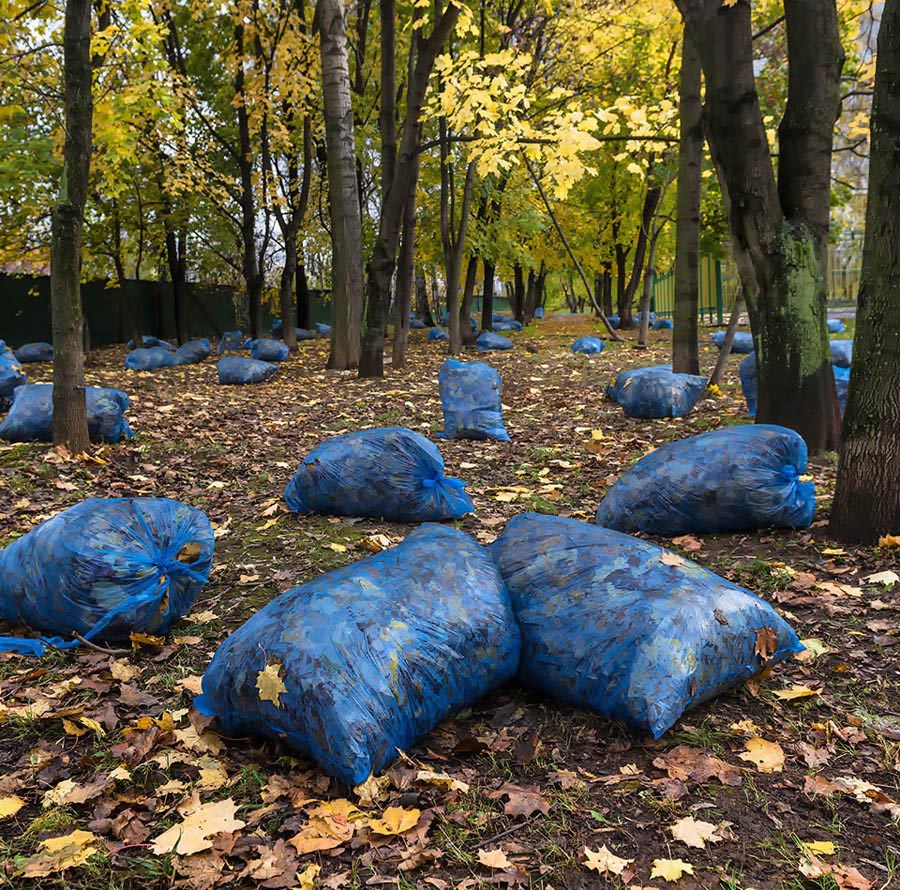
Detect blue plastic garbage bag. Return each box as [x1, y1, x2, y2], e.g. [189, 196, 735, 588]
[125, 346, 178, 371]
[315, 322, 332, 335]
[440, 312, 478, 331]
[476, 331, 513, 351]
[217, 356, 277, 385]
[126, 335, 174, 351]
[615, 367, 708, 419]
[534, 307, 544, 319]
[174, 339, 211, 365]
[439, 359, 509, 442]
[285, 427, 474, 521]
[0, 498, 214, 657]
[428, 327, 449, 341]
[0, 384, 133, 443]
[572, 337, 605, 355]
[827, 318, 846, 334]
[194, 524, 519, 784]
[488, 513, 804, 737]
[14, 343, 53, 363]
[652, 318, 674, 330]
[741, 354, 849, 417]
[295, 328, 315, 341]
[596, 424, 816, 535]
[251, 338, 290, 362]
[834, 365, 850, 415]
[830, 339, 853, 368]
[0, 355, 26, 404]
[607, 315, 621, 329]
[712, 331, 754, 353]
[217, 330, 243, 354]
[605, 364, 672, 401]
[410, 318, 427, 329]
[492, 313, 508, 323]
[494, 319, 524, 332]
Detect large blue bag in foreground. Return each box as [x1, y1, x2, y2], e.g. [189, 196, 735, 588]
[0, 498, 214, 656]
[0, 383, 133, 443]
[615, 367, 708, 419]
[439, 359, 509, 441]
[595, 425, 816, 535]
[712, 331, 754, 353]
[285, 426, 474, 521]
[218, 356, 277, 385]
[195, 525, 521, 784]
[488, 513, 803, 738]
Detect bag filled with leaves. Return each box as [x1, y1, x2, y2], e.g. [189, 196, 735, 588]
[438, 359, 509, 441]
[250, 338, 290, 362]
[0, 383, 133, 443]
[740, 353, 849, 417]
[827, 318, 846, 334]
[830, 339, 853, 368]
[216, 330, 243, 354]
[14, 342, 53, 363]
[125, 346, 178, 371]
[605, 364, 671, 401]
[194, 524, 520, 784]
[488, 513, 803, 738]
[0, 352, 26, 405]
[711, 331, 754, 353]
[476, 331, 513, 351]
[217, 356, 278, 385]
[284, 426, 474, 521]
[0, 498, 214, 656]
[613, 366, 708, 419]
[174, 339, 212, 365]
[571, 336, 605, 355]
[595, 424, 816, 535]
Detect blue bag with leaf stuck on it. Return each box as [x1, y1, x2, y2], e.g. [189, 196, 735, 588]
[216, 330, 243, 354]
[438, 358, 509, 442]
[595, 424, 816, 535]
[605, 364, 671, 401]
[614, 367, 708, 419]
[0, 383, 133, 443]
[284, 426, 474, 522]
[488, 513, 803, 738]
[194, 524, 521, 784]
[0, 353, 26, 405]
[0, 498, 214, 657]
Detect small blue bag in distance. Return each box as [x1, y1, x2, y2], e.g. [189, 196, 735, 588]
[476, 331, 513, 351]
[0, 498, 214, 656]
[195, 524, 521, 784]
[284, 426, 474, 521]
[438, 359, 509, 442]
[217, 330, 243, 354]
[217, 356, 278, 385]
[488, 513, 804, 738]
[830, 339, 853, 368]
[174, 339, 212, 365]
[595, 424, 816, 535]
[571, 337, 605, 355]
[711, 331, 754, 353]
[125, 346, 177, 371]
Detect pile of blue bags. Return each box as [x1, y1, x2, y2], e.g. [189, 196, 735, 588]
[571, 337, 605, 355]
[250, 339, 290, 362]
[125, 346, 177, 371]
[712, 331, 754, 353]
[0, 384, 133, 443]
[271, 320, 315, 340]
[596, 425, 816, 535]
[217, 330, 244, 354]
[439, 359, 509, 441]
[174, 339, 211, 365]
[14, 342, 53, 363]
[610, 366, 708, 419]
[284, 427, 474, 522]
[740, 353, 850, 416]
[195, 525, 520, 784]
[476, 331, 513, 351]
[0, 498, 214, 656]
[488, 513, 803, 738]
[217, 356, 278, 385]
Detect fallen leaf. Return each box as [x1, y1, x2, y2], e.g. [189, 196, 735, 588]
[487, 782, 550, 817]
[670, 816, 723, 849]
[583, 844, 632, 875]
[772, 684, 821, 701]
[358, 533, 393, 553]
[256, 661, 287, 707]
[354, 774, 391, 806]
[866, 570, 899, 586]
[415, 770, 470, 793]
[650, 858, 695, 882]
[795, 638, 831, 662]
[477, 848, 512, 869]
[0, 796, 25, 820]
[324, 541, 346, 553]
[738, 737, 785, 773]
[20, 830, 102, 877]
[800, 840, 836, 856]
[151, 798, 245, 856]
[660, 550, 686, 567]
[878, 534, 900, 548]
[367, 806, 421, 836]
[754, 626, 778, 662]
[671, 535, 703, 552]
[298, 863, 321, 889]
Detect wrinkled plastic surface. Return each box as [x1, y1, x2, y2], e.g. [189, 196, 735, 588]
[251, 338, 290, 362]
[712, 331, 754, 353]
[126, 335, 175, 351]
[428, 327, 449, 341]
[652, 318, 674, 330]
[488, 513, 803, 737]
[285, 426, 474, 521]
[596, 424, 816, 535]
[217, 330, 243, 354]
[174, 339, 211, 365]
[615, 367, 707, 419]
[410, 318, 427, 329]
[740, 354, 849, 417]
[439, 359, 509, 442]
[476, 331, 513, 351]
[314, 322, 332, 335]
[271, 321, 315, 340]
[571, 337, 605, 355]
[830, 339, 853, 368]
[0, 498, 214, 656]
[14, 342, 53, 363]
[605, 364, 672, 401]
[494, 319, 524, 332]
[217, 356, 278, 385]
[125, 346, 178, 371]
[827, 318, 846, 334]
[0, 353, 26, 403]
[0, 383, 133, 443]
[195, 524, 520, 784]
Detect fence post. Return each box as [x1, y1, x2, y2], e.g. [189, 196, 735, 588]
[715, 259, 724, 325]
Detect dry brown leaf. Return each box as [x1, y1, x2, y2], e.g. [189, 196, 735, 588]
[151, 797, 245, 856]
[583, 844, 633, 875]
[650, 858, 695, 882]
[487, 782, 550, 817]
[20, 830, 103, 877]
[754, 626, 778, 662]
[660, 550, 686, 567]
[738, 737, 785, 773]
[669, 816, 723, 849]
[415, 769, 470, 793]
[477, 848, 512, 869]
[353, 774, 390, 806]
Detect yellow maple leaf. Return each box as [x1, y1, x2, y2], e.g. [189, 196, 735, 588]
[800, 840, 836, 857]
[0, 796, 25, 820]
[298, 863, 321, 889]
[367, 806, 421, 836]
[650, 858, 695, 881]
[151, 798, 245, 856]
[21, 830, 102, 877]
[583, 844, 633, 875]
[878, 534, 900, 548]
[738, 737, 785, 773]
[670, 816, 723, 849]
[353, 774, 390, 806]
[772, 684, 821, 701]
[415, 769, 470, 793]
[256, 661, 287, 707]
[478, 847, 512, 869]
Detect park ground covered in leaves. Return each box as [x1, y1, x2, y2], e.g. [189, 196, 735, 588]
[0, 317, 898, 890]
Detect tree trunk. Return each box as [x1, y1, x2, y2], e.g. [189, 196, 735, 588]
[415, 269, 433, 326]
[296, 263, 310, 329]
[617, 185, 660, 328]
[638, 232, 659, 346]
[51, 0, 91, 452]
[280, 238, 298, 350]
[512, 264, 524, 321]
[709, 291, 745, 387]
[676, 0, 841, 450]
[165, 228, 188, 344]
[319, 0, 364, 370]
[391, 152, 418, 369]
[481, 259, 495, 331]
[830, 0, 900, 542]
[459, 255, 479, 346]
[673, 29, 703, 375]
[444, 162, 476, 355]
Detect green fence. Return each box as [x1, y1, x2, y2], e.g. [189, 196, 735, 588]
[652, 256, 727, 324]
